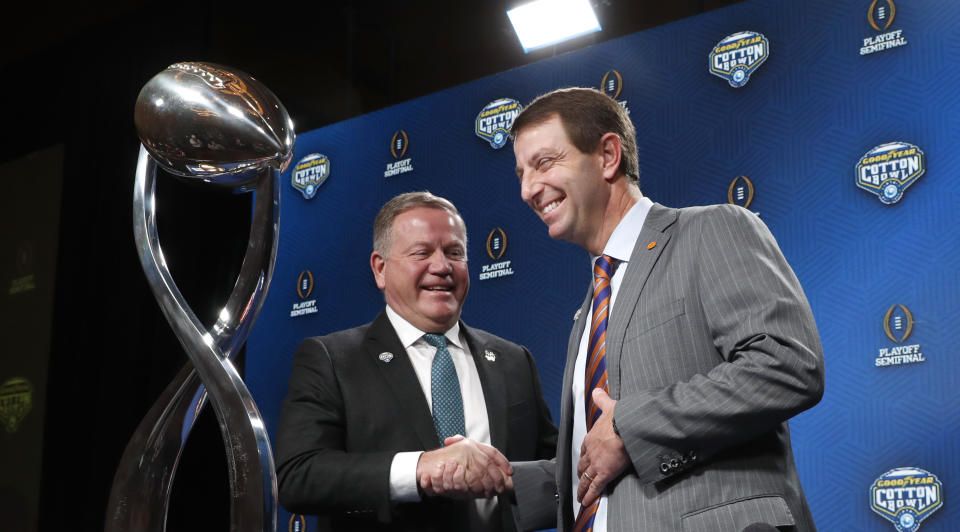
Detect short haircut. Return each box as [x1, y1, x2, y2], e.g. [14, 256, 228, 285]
[510, 87, 639, 182]
[373, 191, 467, 257]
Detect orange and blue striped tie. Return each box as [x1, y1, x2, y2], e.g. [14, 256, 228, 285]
[574, 254, 616, 532]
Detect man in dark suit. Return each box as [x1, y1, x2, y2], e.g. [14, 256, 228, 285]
[275, 191, 558, 532]
[506, 88, 824, 531]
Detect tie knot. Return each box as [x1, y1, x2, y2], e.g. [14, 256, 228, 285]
[594, 254, 616, 280]
[423, 333, 448, 349]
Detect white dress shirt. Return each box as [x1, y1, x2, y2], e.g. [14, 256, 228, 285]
[384, 306, 496, 526]
[571, 196, 652, 531]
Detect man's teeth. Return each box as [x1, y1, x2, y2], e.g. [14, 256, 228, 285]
[425, 286, 451, 291]
[542, 199, 562, 215]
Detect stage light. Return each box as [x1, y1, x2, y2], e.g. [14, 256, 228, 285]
[507, 0, 602, 53]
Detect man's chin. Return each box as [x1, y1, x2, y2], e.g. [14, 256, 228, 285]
[418, 304, 460, 327]
[419, 291, 459, 305]
[547, 223, 572, 242]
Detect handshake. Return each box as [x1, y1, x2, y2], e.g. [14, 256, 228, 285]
[416, 435, 514, 499]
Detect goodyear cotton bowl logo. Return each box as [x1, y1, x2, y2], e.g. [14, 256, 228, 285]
[384, 130, 414, 178]
[870, 467, 943, 532]
[0, 377, 32, 433]
[479, 227, 515, 281]
[600, 70, 629, 112]
[475, 98, 522, 149]
[856, 142, 925, 204]
[709, 31, 769, 87]
[862, 0, 907, 55]
[875, 304, 924, 367]
[290, 270, 318, 318]
[291, 153, 330, 200]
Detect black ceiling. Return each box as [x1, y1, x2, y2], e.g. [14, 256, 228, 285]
[1, 1, 743, 158]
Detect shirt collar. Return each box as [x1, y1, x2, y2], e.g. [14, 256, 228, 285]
[385, 305, 463, 349]
[592, 195, 653, 265]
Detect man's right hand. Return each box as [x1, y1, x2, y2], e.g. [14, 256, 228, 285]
[417, 436, 513, 499]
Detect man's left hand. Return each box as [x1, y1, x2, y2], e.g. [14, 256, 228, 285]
[577, 388, 629, 508]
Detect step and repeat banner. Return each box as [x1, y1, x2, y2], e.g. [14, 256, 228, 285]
[247, 0, 959, 530]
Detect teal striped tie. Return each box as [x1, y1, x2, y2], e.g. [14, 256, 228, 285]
[424, 333, 466, 445]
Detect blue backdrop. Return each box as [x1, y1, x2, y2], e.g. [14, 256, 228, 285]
[248, 0, 959, 530]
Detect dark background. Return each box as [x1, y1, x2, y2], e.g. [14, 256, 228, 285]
[0, 2, 741, 529]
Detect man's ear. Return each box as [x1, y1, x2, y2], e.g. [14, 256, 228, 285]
[370, 251, 387, 290]
[598, 132, 623, 182]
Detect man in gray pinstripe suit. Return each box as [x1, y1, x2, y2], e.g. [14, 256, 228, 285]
[506, 87, 824, 531]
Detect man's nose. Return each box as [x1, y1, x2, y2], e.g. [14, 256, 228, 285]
[520, 172, 539, 205]
[427, 250, 453, 273]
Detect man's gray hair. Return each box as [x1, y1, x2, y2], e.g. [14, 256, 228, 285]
[373, 191, 467, 256]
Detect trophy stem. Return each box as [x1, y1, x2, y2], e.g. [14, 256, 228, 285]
[105, 145, 278, 532]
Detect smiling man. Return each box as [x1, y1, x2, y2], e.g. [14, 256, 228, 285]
[507, 88, 824, 532]
[275, 191, 557, 532]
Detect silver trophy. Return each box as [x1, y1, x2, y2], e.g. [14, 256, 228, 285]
[105, 62, 294, 532]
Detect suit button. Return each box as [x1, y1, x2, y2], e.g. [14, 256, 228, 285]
[687, 450, 697, 461]
[670, 459, 680, 469]
[660, 462, 670, 474]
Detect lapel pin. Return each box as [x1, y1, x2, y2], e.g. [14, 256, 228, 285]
[378, 352, 394, 363]
[484, 350, 497, 362]
[647, 241, 657, 250]
[573, 308, 582, 322]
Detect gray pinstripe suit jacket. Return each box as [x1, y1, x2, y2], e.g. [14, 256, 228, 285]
[512, 203, 824, 532]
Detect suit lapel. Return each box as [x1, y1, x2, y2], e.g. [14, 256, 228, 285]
[366, 311, 441, 449]
[606, 204, 678, 397]
[461, 323, 508, 450]
[558, 281, 593, 512]
[563, 285, 592, 421]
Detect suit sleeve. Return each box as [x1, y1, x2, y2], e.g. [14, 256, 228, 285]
[510, 459, 558, 531]
[522, 346, 560, 461]
[508, 348, 560, 531]
[275, 337, 396, 520]
[614, 205, 825, 484]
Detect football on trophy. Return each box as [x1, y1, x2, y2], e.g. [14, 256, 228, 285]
[134, 62, 294, 189]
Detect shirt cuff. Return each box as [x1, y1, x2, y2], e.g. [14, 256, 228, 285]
[389, 451, 424, 502]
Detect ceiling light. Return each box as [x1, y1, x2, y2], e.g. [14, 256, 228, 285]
[507, 0, 602, 53]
